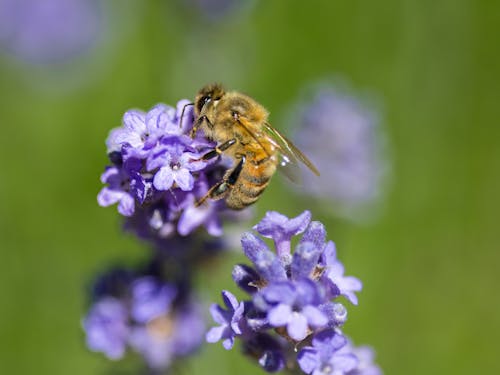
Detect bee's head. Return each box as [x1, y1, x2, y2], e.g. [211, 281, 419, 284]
[195, 83, 225, 114]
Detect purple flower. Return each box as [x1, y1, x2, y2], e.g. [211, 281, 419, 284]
[131, 277, 177, 324]
[83, 264, 205, 370]
[298, 329, 358, 375]
[97, 166, 135, 216]
[146, 136, 206, 191]
[129, 300, 205, 370]
[344, 344, 383, 375]
[206, 290, 245, 349]
[0, 0, 103, 64]
[291, 84, 389, 220]
[321, 241, 362, 305]
[82, 297, 129, 360]
[257, 279, 328, 341]
[253, 210, 311, 258]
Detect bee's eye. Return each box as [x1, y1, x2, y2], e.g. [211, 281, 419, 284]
[202, 95, 211, 105]
[198, 95, 211, 112]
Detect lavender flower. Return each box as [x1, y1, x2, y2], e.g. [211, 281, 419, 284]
[341, 343, 383, 375]
[0, 0, 103, 64]
[297, 329, 358, 375]
[291, 84, 388, 220]
[207, 211, 382, 374]
[98, 99, 249, 240]
[206, 290, 245, 349]
[83, 264, 205, 370]
[83, 297, 129, 360]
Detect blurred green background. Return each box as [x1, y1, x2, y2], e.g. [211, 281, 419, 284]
[1, 1, 499, 374]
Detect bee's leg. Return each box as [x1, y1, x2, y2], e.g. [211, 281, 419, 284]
[190, 115, 213, 138]
[199, 139, 237, 161]
[195, 156, 245, 207]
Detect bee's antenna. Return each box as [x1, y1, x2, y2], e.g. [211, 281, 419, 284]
[179, 102, 194, 130]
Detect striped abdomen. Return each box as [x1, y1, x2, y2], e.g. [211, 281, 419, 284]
[225, 156, 278, 209]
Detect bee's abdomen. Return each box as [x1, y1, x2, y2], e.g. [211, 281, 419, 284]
[225, 159, 276, 209]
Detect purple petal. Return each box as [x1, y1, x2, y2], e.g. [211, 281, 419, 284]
[330, 353, 359, 373]
[206, 325, 227, 344]
[117, 193, 135, 216]
[313, 329, 347, 353]
[209, 304, 227, 325]
[97, 187, 123, 207]
[241, 232, 270, 263]
[131, 278, 176, 323]
[268, 304, 292, 326]
[173, 168, 194, 191]
[322, 241, 337, 265]
[263, 282, 296, 305]
[302, 305, 328, 328]
[153, 166, 174, 191]
[177, 200, 219, 236]
[221, 290, 239, 311]
[123, 110, 146, 134]
[83, 298, 129, 360]
[230, 303, 244, 335]
[100, 167, 119, 184]
[222, 336, 235, 350]
[287, 312, 309, 341]
[300, 221, 326, 251]
[241, 232, 287, 282]
[297, 347, 319, 374]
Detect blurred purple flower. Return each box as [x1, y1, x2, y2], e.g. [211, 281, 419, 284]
[342, 342, 383, 375]
[292, 84, 389, 219]
[129, 301, 205, 370]
[83, 265, 205, 370]
[0, 0, 104, 64]
[131, 277, 177, 324]
[83, 297, 129, 360]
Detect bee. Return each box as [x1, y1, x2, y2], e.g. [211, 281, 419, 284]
[190, 83, 319, 209]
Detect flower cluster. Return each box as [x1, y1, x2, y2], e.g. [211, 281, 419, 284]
[83, 262, 205, 371]
[291, 84, 388, 220]
[207, 211, 381, 374]
[98, 99, 243, 240]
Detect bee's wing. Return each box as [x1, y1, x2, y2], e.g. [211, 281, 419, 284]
[263, 122, 320, 178]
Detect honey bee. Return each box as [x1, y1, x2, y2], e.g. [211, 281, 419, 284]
[190, 83, 319, 209]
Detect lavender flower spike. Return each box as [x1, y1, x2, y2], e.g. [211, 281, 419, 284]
[83, 265, 205, 370]
[207, 210, 382, 373]
[99, 99, 249, 239]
